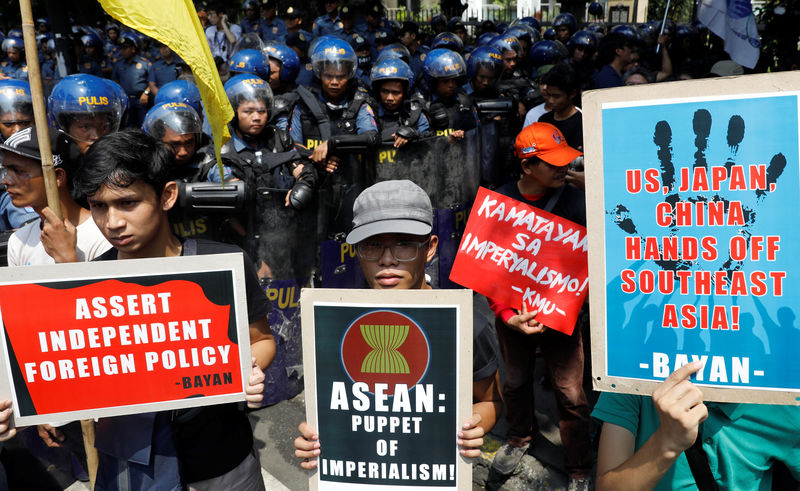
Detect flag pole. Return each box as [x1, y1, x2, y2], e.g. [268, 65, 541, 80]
[655, 0, 671, 54]
[19, 2, 99, 486]
[18, 0, 62, 219]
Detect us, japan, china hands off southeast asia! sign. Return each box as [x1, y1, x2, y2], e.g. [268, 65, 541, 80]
[0, 255, 253, 425]
[583, 72, 800, 403]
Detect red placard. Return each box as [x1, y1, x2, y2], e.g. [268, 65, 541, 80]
[449, 187, 589, 334]
[0, 263, 248, 423]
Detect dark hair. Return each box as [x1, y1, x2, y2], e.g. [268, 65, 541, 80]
[397, 22, 419, 38]
[541, 62, 579, 95]
[622, 66, 652, 84]
[597, 32, 629, 65]
[76, 129, 174, 198]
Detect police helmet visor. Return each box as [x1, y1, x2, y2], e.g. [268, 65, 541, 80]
[142, 104, 202, 140]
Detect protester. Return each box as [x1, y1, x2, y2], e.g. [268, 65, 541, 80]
[293, 179, 503, 465]
[74, 129, 275, 490]
[594, 362, 800, 489]
[489, 123, 593, 491]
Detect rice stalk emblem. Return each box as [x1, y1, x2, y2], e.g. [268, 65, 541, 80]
[360, 324, 410, 374]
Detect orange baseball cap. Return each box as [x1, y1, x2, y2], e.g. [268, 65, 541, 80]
[514, 122, 583, 167]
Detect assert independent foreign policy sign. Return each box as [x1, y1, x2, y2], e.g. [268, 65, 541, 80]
[301, 289, 472, 490]
[583, 72, 800, 403]
[0, 254, 253, 425]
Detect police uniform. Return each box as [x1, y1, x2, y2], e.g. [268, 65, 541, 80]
[240, 16, 267, 36]
[295, 60, 314, 87]
[408, 46, 428, 80]
[312, 14, 344, 38]
[261, 17, 288, 42]
[104, 40, 121, 63]
[78, 56, 104, 77]
[149, 57, 180, 88]
[112, 55, 151, 126]
[0, 61, 28, 80]
[289, 86, 378, 236]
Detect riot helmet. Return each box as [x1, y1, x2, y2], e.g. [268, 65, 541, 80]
[142, 102, 202, 164]
[310, 37, 357, 80]
[422, 48, 466, 87]
[430, 32, 464, 52]
[228, 49, 270, 79]
[224, 74, 274, 117]
[376, 43, 411, 64]
[263, 42, 301, 83]
[0, 79, 33, 139]
[48, 74, 123, 151]
[154, 80, 203, 114]
[467, 46, 503, 86]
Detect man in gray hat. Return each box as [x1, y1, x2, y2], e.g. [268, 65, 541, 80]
[294, 179, 503, 464]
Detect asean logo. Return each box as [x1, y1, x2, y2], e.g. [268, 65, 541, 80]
[340, 310, 430, 395]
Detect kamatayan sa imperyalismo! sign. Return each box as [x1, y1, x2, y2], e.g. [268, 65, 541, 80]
[0, 254, 253, 425]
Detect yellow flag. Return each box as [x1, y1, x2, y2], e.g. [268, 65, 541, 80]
[98, 0, 231, 179]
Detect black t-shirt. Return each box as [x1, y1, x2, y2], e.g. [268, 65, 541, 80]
[95, 238, 271, 482]
[538, 110, 584, 151]
[472, 293, 501, 381]
[495, 180, 586, 227]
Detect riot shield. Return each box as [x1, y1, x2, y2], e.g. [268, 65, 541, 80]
[319, 234, 368, 288]
[374, 139, 439, 199]
[433, 128, 480, 288]
[247, 187, 317, 405]
[432, 128, 481, 210]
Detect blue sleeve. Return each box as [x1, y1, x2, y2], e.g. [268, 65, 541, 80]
[523, 109, 538, 128]
[417, 113, 430, 134]
[356, 103, 378, 134]
[205, 164, 233, 183]
[289, 107, 303, 143]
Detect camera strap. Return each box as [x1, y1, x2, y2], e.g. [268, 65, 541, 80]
[685, 429, 719, 491]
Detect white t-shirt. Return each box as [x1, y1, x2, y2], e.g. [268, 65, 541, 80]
[7, 216, 111, 266]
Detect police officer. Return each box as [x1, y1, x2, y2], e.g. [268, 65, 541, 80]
[240, 0, 267, 37]
[79, 33, 113, 78]
[222, 75, 314, 197]
[149, 42, 182, 94]
[0, 79, 37, 230]
[260, 0, 288, 42]
[421, 48, 476, 141]
[0, 79, 32, 141]
[112, 32, 151, 127]
[284, 6, 311, 39]
[465, 46, 512, 187]
[263, 43, 300, 130]
[312, 0, 344, 38]
[360, 0, 391, 58]
[371, 58, 429, 146]
[49, 74, 124, 155]
[141, 102, 232, 241]
[288, 36, 378, 236]
[351, 34, 372, 90]
[337, 6, 360, 43]
[286, 32, 314, 87]
[1, 37, 27, 80]
[567, 30, 598, 90]
[104, 22, 122, 63]
[153, 79, 210, 138]
[397, 22, 428, 80]
[553, 12, 577, 43]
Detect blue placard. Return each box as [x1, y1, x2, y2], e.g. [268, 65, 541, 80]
[602, 93, 800, 390]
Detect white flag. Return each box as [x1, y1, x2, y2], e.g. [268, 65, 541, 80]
[698, 0, 761, 69]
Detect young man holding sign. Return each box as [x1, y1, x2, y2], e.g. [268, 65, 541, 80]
[294, 180, 503, 464]
[71, 129, 275, 490]
[488, 123, 593, 490]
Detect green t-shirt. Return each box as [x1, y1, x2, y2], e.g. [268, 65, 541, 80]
[592, 392, 800, 490]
